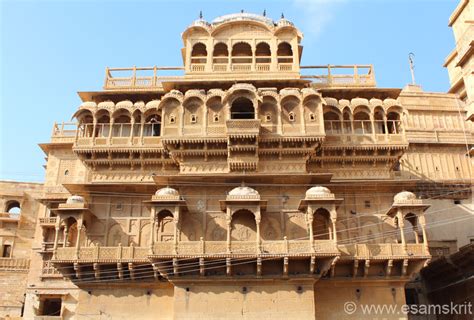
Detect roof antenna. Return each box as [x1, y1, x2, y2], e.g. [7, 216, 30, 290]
[408, 52, 416, 85]
[263, 9, 266, 17]
[199, 10, 203, 19]
[281, 13, 285, 19]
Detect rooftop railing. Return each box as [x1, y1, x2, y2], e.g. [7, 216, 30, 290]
[102, 64, 376, 90]
[301, 65, 376, 87]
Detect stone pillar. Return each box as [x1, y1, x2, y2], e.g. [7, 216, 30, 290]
[75, 222, 83, 259]
[149, 207, 156, 254]
[331, 218, 337, 243]
[52, 226, 60, 259]
[173, 219, 179, 254]
[255, 216, 262, 253]
[63, 226, 69, 248]
[307, 213, 314, 252]
[397, 210, 407, 252]
[226, 213, 231, 254]
[383, 114, 389, 135]
[418, 215, 429, 252]
[108, 118, 114, 141]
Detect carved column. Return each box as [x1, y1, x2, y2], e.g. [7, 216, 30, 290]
[331, 218, 337, 243]
[108, 118, 114, 142]
[75, 221, 83, 259]
[149, 207, 156, 254]
[418, 215, 429, 252]
[383, 114, 389, 135]
[52, 226, 60, 259]
[129, 117, 135, 143]
[255, 216, 262, 253]
[277, 101, 283, 135]
[307, 212, 314, 252]
[63, 226, 69, 248]
[92, 119, 98, 145]
[397, 210, 407, 253]
[226, 212, 232, 254]
[173, 219, 179, 254]
[140, 117, 145, 145]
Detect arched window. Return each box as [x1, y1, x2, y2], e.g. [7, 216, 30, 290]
[232, 42, 252, 64]
[313, 209, 331, 240]
[6, 200, 20, 216]
[256, 42, 271, 64]
[231, 97, 255, 119]
[277, 42, 293, 63]
[145, 114, 161, 137]
[403, 213, 419, 244]
[231, 209, 256, 241]
[95, 112, 110, 138]
[213, 43, 229, 64]
[374, 107, 385, 134]
[387, 112, 401, 134]
[323, 110, 341, 134]
[191, 43, 207, 64]
[112, 111, 131, 137]
[156, 210, 174, 242]
[353, 111, 371, 134]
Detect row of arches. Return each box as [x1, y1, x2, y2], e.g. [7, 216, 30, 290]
[191, 41, 293, 64]
[323, 105, 403, 135]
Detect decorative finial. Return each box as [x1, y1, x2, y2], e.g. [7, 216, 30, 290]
[408, 52, 416, 85]
[199, 10, 203, 19]
[281, 13, 285, 19]
[241, 9, 244, 13]
[263, 9, 266, 17]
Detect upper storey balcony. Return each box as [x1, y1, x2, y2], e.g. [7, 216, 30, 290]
[101, 13, 376, 90]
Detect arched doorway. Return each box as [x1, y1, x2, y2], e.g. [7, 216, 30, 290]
[231, 209, 256, 241]
[313, 208, 331, 240]
[156, 210, 175, 242]
[231, 97, 255, 120]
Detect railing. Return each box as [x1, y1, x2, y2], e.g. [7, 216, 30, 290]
[39, 217, 57, 226]
[41, 260, 62, 278]
[34, 316, 63, 320]
[226, 119, 261, 136]
[324, 120, 403, 136]
[0, 258, 30, 271]
[301, 65, 376, 87]
[338, 243, 428, 258]
[104, 66, 185, 90]
[0, 212, 20, 220]
[51, 122, 77, 143]
[54, 246, 149, 261]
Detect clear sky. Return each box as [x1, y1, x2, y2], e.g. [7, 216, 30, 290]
[0, 0, 459, 182]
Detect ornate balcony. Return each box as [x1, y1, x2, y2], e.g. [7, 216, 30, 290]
[0, 258, 30, 271]
[39, 217, 57, 227]
[226, 119, 261, 137]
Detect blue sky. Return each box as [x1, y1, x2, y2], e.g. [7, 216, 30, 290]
[0, 0, 458, 182]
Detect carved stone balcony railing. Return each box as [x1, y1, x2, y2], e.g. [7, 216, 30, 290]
[0, 258, 30, 271]
[41, 260, 62, 278]
[54, 246, 150, 262]
[39, 217, 58, 227]
[50, 122, 77, 143]
[338, 243, 429, 259]
[34, 316, 63, 320]
[226, 119, 261, 137]
[0, 212, 20, 222]
[104, 66, 185, 91]
[301, 65, 376, 88]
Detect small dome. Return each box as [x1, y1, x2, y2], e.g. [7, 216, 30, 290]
[66, 195, 85, 204]
[155, 187, 179, 197]
[394, 191, 416, 202]
[276, 17, 294, 27]
[228, 186, 259, 197]
[190, 18, 210, 28]
[306, 186, 332, 198]
[212, 12, 274, 26]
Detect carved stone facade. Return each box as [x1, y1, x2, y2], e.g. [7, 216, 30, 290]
[16, 11, 474, 320]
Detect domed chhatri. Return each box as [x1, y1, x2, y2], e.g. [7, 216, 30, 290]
[305, 186, 334, 199]
[394, 191, 417, 203]
[153, 187, 181, 200]
[212, 12, 275, 27]
[66, 195, 85, 204]
[227, 185, 260, 199]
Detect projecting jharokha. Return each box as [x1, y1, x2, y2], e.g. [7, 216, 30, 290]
[14, 11, 473, 320]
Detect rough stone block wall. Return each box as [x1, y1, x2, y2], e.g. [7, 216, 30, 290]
[0, 271, 28, 318]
